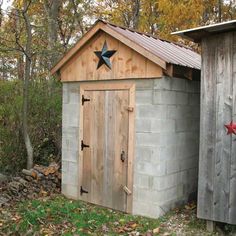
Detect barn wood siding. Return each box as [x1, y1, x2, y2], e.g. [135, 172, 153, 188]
[197, 32, 236, 224]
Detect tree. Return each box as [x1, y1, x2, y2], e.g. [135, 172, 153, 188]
[21, 0, 34, 169]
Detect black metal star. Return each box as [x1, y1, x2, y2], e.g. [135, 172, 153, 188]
[94, 41, 116, 69]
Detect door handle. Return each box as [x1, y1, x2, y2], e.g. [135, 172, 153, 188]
[120, 151, 125, 162]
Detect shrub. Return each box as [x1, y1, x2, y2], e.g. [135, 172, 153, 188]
[0, 79, 62, 174]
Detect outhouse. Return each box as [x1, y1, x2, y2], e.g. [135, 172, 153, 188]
[174, 20, 236, 225]
[51, 20, 201, 218]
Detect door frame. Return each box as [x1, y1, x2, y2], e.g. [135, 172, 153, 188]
[78, 81, 135, 213]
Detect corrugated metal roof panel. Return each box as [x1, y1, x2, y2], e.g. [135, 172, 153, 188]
[172, 20, 236, 42]
[106, 22, 201, 70]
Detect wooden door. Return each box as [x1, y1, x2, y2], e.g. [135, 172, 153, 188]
[79, 83, 135, 213]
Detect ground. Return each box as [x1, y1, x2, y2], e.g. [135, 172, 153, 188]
[0, 195, 235, 235]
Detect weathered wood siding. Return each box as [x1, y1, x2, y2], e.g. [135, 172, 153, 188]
[198, 32, 236, 224]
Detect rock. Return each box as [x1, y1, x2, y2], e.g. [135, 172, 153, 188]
[0, 196, 9, 207]
[0, 173, 8, 184]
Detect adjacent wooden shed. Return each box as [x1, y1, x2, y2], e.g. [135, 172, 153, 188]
[51, 20, 201, 218]
[174, 20, 236, 225]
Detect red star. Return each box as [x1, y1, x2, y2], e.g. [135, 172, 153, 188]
[225, 121, 236, 135]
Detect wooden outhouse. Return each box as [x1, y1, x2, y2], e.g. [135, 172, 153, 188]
[174, 20, 236, 225]
[51, 20, 201, 218]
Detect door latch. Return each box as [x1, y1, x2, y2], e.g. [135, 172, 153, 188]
[120, 151, 125, 162]
[80, 186, 89, 195]
[81, 140, 90, 150]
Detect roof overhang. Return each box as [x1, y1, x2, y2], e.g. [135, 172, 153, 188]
[51, 19, 166, 75]
[172, 20, 236, 43]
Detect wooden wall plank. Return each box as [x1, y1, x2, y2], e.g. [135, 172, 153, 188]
[213, 33, 232, 223]
[229, 32, 236, 224]
[60, 32, 163, 82]
[197, 37, 216, 220]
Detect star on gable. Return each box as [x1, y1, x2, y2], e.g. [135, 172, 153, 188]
[94, 41, 116, 69]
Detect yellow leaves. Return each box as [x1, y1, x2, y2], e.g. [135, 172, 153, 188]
[153, 227, 160, 234]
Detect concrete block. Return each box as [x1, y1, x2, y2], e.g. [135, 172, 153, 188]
[62, 127, 79, 140]
[136, 90, 153, 104]
[180, 156, 198, 171]
[68, 162, 78, 175]
[136, 161, 166, 176]
[153, 173, 180, 191]
[175, 119, 196, 132]
[135, 174, 150, 189]
[62, 172, 68, 184]
[136, 119, 152, 132]
[62, 148, 78, 163]
[135, 79, 154, 90]
[188, 93, 200, 105]
[69, 90, 80, 104]
[62, 104, 79, 127]
[151, 119, 175, 133]
[62, 161, 69, 173]
[186, 80, 200, 93]
[62, 136, 79, 151]
[176, 92, 188, 105]
[150, 147, 161, 163]
[136, 133, 161, 146]
[67, 173, 78, 186]
[166, 159, 181, 174]
[136, 188, 158, 202]
[63, 84, 69, 104]
[159, 133, 178, 146]
[136, 104, 167, 119]
[155, 186, 179, 203]
[153, 90, 176, 105]
[135, 146, 153, 162]
[167, 105, 187, 119]
[154, 77, 171, 90]
[62, 184, 79, 199]
[133, 200, 166, 218]
[171, 78, 186, 91]
[157, 146, 177, 161]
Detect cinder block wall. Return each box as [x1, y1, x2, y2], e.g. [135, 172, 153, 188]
[61, 83, 80, 199]
[133, 77, 200, 218]
[61, 77, 200, 218]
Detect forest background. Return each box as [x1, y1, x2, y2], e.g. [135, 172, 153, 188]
[0, 0, 235, 174]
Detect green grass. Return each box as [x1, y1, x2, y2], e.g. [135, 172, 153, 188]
[0, 195, 168, 235]
[2, 195, 232, 236]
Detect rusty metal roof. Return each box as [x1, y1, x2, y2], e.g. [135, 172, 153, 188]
[104, 21, 201, 70]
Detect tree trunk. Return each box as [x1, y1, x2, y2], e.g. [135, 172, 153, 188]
[44, 0, 61, 67]
[132, 0, 140, 29]
[218, 0, 222, 22]
[22, 0, 33, 170]
[70, 0, 85, 35]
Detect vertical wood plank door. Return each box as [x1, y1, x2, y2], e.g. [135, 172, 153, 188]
[79, 83, 135, 213]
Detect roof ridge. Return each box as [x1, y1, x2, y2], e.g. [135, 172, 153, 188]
[97, 19, 194, 51]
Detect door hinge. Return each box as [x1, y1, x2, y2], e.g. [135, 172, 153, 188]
[80, 186, 89, 195]
[81, 140, 90, 150]
[82, 95, 90, 105]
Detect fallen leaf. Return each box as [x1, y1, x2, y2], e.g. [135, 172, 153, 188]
[131, 223, 137, 229]
[153, 227, 160, 234]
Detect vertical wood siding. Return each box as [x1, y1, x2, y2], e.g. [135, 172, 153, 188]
[197, 32, 236, 224]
